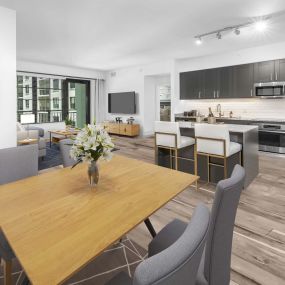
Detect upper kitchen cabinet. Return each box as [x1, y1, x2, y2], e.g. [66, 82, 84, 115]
[275, 59, 285, 81]
[254, 60, 275, 83]
[233, 63, 254, 98]
[180, 70, 204, 99]
[204, 68, 220, 99]
[218, 66, 233, 98]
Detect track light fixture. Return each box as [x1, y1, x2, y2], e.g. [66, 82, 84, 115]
[194, 14, 271, 45]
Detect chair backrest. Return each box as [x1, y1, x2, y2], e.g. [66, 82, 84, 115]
[155, 121, 181, 148]
[133, 203, 210, 285]
[0, 144, 38, 185]
[59, 139, 75, 168]
[204, 164, 245, 285]
[195, 124, 230, 156]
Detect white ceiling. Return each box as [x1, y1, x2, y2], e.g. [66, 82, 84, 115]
[1, 0, 285, 70]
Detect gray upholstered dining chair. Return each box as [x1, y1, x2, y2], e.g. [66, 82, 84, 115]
[148, 164, 245, 285]
[105, 203, 210, 285]
[59, 139, 75, 168]
[0, 144, 38, 185]
[0, 144, 38, 285]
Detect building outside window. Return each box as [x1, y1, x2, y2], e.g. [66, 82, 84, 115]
[53, 98, 59, 109]
[16, 74, 89, 126]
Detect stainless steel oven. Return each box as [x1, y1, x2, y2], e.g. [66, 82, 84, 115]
[258, 123, 285, 154]
[254, 82, 285, 98]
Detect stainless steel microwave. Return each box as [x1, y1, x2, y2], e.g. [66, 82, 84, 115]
[254, 82, 285, 98]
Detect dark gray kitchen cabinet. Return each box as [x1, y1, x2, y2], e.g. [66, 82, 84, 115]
[218, 66, 233, 98]
[254, 60, 275, 83]
[233, 64, 254, 98]
[180, 72, 191, 99]
[204, 68, 220, 99]
[180, 70, 204, 99]
[275, 59, 285, 81]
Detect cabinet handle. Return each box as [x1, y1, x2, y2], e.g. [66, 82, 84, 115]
[198, 91, 201, 99]
[214, 91, 216, 98]
[271, 73, 273, 81]
[217, 90, 219, 98]
[250, 89, 253, 97]
[276, 72, 278, 81]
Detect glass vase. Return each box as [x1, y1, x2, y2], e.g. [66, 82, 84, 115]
[88, 161, 99, 186]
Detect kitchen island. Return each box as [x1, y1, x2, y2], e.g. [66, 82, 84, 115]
[156, 122, 259, 188]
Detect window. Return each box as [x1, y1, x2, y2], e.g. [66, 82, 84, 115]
[70, 97, 76, 109]
[16, 75, 63, 124]
[16, 74, 90, 126]
[53, 98, 59, 109]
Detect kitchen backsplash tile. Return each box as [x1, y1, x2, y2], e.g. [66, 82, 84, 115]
[175, 98, 285, 120]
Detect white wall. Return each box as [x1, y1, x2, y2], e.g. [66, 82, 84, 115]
[0, 7, 16, 149]
[173, 41, 285, 120]
[105, 60, 173, 135]
[17, 60, 106, 80]
[144, 75, 171, 135]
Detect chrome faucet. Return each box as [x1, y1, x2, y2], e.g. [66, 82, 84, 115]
[216, 104, 223, 117]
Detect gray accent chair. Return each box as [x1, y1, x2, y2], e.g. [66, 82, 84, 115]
[148, 164, 245, 285]
[0, 144, 38, 285]
[59, 139, 75, 168]
[105, 203, 210, 285]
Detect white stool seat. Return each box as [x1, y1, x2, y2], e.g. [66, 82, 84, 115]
[180, 136, 195, 148]
[229, 142, 242, 157]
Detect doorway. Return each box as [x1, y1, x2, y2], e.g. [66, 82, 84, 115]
[64, 79, 90, 128]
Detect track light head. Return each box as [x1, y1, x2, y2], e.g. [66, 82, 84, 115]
[254, 20, 267, 32]
[216, 32, 222, 40]
[195, 37, 202, 45]
[234, 29, 240, 35]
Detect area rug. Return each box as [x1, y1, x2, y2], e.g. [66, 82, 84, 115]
[0, 237, 146, 285]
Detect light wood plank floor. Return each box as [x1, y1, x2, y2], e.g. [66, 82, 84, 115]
[111, 135, 285, 285]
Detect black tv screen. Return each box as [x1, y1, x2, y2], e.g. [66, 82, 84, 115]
[108, 92, 136, 114]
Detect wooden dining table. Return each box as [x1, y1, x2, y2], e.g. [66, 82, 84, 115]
[0, 155, 198, 285]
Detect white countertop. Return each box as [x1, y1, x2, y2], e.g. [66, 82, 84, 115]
[178, 121, 258, 133]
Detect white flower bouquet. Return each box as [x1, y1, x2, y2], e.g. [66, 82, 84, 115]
[70, 123, 114, 167]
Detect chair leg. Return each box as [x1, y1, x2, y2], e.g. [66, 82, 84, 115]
[3, 260, 12, 285]
[175, 148, 178, 170]
[194, 147, 198, 190]
[207, 155, 210, 183]
[154, 146, 158, 165]
[170, 149, 173, 169]
[224, 157, 227, 179]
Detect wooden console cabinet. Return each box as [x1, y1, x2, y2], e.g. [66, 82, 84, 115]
[104, 122, 140, 137]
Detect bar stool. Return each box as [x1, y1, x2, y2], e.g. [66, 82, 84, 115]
[154, 121, 195, 170]
[194, 124, 242, 182]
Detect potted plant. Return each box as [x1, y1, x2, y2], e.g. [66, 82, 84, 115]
[64, 117, 75, 130]
[70, 123, 114, 186]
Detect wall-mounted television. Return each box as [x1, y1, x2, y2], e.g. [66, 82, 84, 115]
[108, 92, 136, 114]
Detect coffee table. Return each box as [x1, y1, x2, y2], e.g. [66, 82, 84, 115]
[48, 130, 79, 148]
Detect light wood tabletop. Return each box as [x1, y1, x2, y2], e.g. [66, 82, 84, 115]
[0, 155, 198, 285]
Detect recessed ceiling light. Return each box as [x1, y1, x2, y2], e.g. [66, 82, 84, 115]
[195, 37, 202, 45]
[254, 20, 267, 32]
[216, 32, 222, 39]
